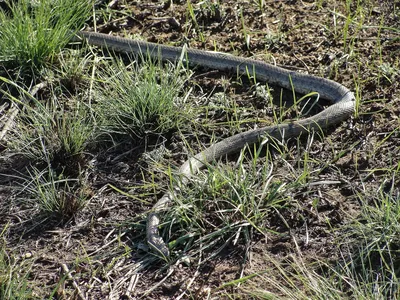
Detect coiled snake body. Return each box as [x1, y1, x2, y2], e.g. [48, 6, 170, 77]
[77, 31, 355, 258]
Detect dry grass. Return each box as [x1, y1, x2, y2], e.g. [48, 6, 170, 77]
[0, 0, 399, 298]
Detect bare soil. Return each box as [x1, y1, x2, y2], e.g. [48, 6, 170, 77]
[1, 0, 399, 299]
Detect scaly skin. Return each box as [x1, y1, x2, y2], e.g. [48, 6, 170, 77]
[77, 31, 355, 258]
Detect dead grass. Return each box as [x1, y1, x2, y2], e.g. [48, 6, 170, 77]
[0, 0, 399, 298]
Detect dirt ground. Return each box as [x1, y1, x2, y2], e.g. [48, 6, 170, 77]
[1, 0, 399, 299]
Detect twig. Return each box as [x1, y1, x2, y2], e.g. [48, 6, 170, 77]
[141, 267, 174, 297]
[0, 104, 19, 141]
[0, 81, 48, 141]
[61, 263, 87, 300]
[88, 231, 126, 256]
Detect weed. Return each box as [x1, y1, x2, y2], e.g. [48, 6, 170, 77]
[240, 9, 251, 50]
[0, 227, 33, 300]
[186, 0, 206, 43]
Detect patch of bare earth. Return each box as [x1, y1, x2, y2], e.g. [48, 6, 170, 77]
[1, 0, 399, 298]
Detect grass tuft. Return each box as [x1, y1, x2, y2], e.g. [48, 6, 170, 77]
[22, 165, 89, 219]
[226, 179, 400, 300]
[7, 88, 95, 167]
[161, 141, 299, 258]
[0, 0, 92, 70]
[94, 57, 193, 140]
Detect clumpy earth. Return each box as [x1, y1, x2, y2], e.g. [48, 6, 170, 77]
[0, 0, 399, 298]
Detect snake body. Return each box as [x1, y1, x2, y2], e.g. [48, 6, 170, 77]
[77, 31, 355, 258]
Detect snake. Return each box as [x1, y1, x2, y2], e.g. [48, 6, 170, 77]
[76, 30, 355, 258]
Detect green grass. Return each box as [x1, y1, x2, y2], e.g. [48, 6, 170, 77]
[23, 165, 89, 219]
[6, 92, 94, 163]
[2, 56, 194, 222]
[158, 141, 297, 258]
[0, 228, 33, 300]
[0, 0, 91, 71]
[186, 0, 205, 43]
[94, 57, 193, 140]
[227, 178, 400, 299]
[0, 0, 95, 222]
[0, 0, 399, 298]
[240, 8, 251, 50]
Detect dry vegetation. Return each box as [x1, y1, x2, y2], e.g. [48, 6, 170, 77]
[0, 0, 399, 299]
